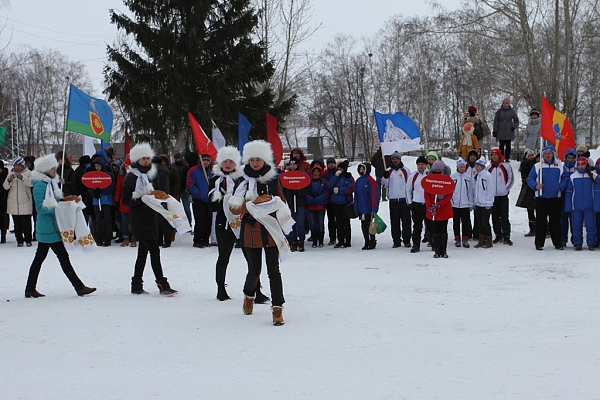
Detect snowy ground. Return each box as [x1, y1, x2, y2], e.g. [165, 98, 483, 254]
[1, 158, 599, 400]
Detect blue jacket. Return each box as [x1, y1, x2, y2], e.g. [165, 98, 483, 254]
[88, 157, 115, 206]
[328, 172, 354, 205]
[307, 177, 330, 211]
[560, 148, 578, 191]
[32, 179, 61, 243]
[353, 174, 379, 215]
[527, 149, 563, 198]
[187, 165, 214, 202]
[564, 170, 600, 212]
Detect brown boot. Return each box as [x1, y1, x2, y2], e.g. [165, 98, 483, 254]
[473, 234, 486, 248]
[243, 295, 255, 315]
[272, 306, 284, 326]
[25, 290, 46, 298]
[130, 240, 137, 247]
[482, 236, 493, 248]
[120, 238, 130, 247]
[77, 286, 97, 296]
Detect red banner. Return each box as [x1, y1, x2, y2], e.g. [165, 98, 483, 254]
[279, 170, 310, 190]
[82, 171, 112, 189]
[421, 174, 455, 195]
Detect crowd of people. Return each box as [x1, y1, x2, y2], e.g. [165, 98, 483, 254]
[2, 99, 599, 325]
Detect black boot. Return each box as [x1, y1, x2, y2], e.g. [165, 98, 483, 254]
[524, 221, 535, 237]
[411, 233, 421, 253]
[298, 241, 305, 252]
[439, 233, 448, 258]
[318, 232, 324, 247]
[216, 284, 231, 301]
[131, 277, 148, 295]
[432, 233, 441, 257]
[0, 230, 5, 244]
[290, 241, 298, 252]
[255, 282, 270, 304]
[156, 277, 178, 296]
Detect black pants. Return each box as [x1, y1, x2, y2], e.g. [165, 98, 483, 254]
[332, 203, 351, 245]
[452, 207, 472, 238]
[13, 214, 32, 244]
[26, 241, 84, 292]
[430, 219, 448, 255]
[499, 140, 512, 161]
[410, 202, 426, 249]
[215, 222, 238, 287]
[326, 203, 337, 242]
[492, 195, 511, 239]
[389, 199, 412, 245]
[359, 214, 375, 247]
[192, 199, 211, 245]
[133, 239, 166, 282]
[535, 197, 562, 248]
[94, 205, 113, 245]
[474, 206, 492, 236]
[243, 246, 284, 307]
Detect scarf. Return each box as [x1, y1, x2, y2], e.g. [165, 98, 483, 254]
[231, 164, 277, 205]
[461, 133, 473, 147]
[130, 167, 154, 199]
[39, 174, 63, 209]
[244, 196, 295, 262]
[209, 171, 236, 202]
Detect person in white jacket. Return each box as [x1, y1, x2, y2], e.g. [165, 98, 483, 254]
[486, 148, 514, 245]
[381, 152, 412, 248]
[406, 156, 428, 253]
[450, 158, 473, 247]
[3, 157, 34, 246]
[473, 157, 496, 248]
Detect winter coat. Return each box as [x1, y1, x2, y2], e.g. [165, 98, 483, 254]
[451, 169, 473, 209]
[354, 165, 379, 216]
[473, 169, 496, 207]
[493, 106, 519, 140]
[167, 166, 180, 197]
[425, 151, 451, 176]
[406, 170, 428, 204]
[208, 169, 242, 227]
[527, 147, 562, 198]
[425, 190, 453, 221]
[87, 158, 115, 206]
[523, 118, 541, 151]
[328, 172, 354, 205]
[153, 164, 170, 192]
[173, 160, 189, 192]
[289, 147, 311, 172]
[457, 133, 480, 160]
[370, 147, 392, 179]
[3, 167, 33, 215]
[486, 156, 514, 196]
[230, 164, 286, 249]
[306, 176, 330, 211]
[560, 148, 578, 192]
[57, 162, 75, 196]
[113, 172, 130, 214]
[564, 170, 600, 212]
[519, 157, 536, 181]
[122, 163, 158, 241]
[322, 167, 337, 182]
[381, 163, 411, 200]
[187, 164, 214, 202]
[282, 170, 311, 209]
[0, 168, 7, 230]
[31, 177, 61, 243]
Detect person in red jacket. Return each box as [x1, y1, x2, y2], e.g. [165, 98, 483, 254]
[114, 157, 135, 247]
[425, 160, 454, 258]
[289, 148, 311, 172]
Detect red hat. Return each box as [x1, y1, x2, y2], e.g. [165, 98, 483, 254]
[124, 156, 131, 167]
[468, 105, 477, 113]
[577, 157, 588, 165]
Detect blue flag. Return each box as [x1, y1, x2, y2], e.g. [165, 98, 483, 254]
[238, 113, 251, 154]
[373, 109, 422, 155]
[66, 85, 113, 143]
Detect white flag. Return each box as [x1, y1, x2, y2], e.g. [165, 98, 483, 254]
[83, 135, 96, 156]
[211, 119, 226, 150]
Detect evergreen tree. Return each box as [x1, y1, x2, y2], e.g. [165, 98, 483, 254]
[105, 0, 289, 148]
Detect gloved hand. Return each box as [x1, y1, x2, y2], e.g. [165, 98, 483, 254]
[93, 188, 101, 199]
[382, 171, 390, 179]
[335, 170, 342, 177]
[510, 127, 515, 132]
[333, 187, 339, 194]
[485, 206, 491, 210]
[428, 203, 440, 215]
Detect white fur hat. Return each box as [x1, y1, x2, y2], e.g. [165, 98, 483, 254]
[241, 140, 274, 166]
[130, 143, 154, 163]
[34, 154, 59, 174]
[216, 146, 241, 167]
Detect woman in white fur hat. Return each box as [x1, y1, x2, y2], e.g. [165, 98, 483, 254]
[229, 140, 288, 325]
[122, 143, 177, 296]
[25, 154, 97, 298]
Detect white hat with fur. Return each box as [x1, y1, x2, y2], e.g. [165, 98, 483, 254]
[241, 140, 274, 167]
[31, 154, 63, 209]
[33, 153, 59, 175]
[216, 145, 241, 168]
[129, 143, 154, 163]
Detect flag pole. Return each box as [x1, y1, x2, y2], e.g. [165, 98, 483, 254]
[60, 77, 71, 188]
[538, 95, 545, 197]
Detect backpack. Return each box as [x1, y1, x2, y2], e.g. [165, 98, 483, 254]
[475, 118, 491, 139]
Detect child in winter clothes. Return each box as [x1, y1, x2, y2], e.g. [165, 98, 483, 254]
[354, 162, 379, 250]
[406, 156, 429, 253]
[424, 160, 453, 258]
[451, 158, 473, 247]
[306, 165, 330, 248]
[88, 157, 116, 246]
[282, 158, 310, 252]
[113, 157, 134, 247]
[472, 157, 495, 248]
[564, 157, 600, 250]
[322, 157, 338, 245]
[328, 160, 354, 248]
[559, 148, 577, 246]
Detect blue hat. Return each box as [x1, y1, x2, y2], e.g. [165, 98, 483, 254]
[475, 157, 486, 169]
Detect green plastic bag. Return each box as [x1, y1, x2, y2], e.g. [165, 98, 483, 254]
[374, 213, 387, 234]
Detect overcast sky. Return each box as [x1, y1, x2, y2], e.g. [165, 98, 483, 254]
[0, 0, 462, 95]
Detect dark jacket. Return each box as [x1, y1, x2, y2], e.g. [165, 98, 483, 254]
[493, 106, 519, 141]
[173, 159, 189, 192]
[122, 163, 158, 241]
[282, 170, 311, 209]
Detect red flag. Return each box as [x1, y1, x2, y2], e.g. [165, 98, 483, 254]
[266, 112, 283, 166]
[188, 112, 217, 160]
[541, 95, 575, 160]
[124, 123, 130, 157]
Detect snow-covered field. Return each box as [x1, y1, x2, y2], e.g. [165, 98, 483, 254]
[1, 158, 599, 400]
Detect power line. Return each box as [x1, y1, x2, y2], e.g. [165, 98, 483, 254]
[0, 16, 114, 39]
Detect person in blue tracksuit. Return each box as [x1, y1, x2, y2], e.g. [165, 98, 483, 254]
[328, 160, 354, 248]
[322, 157, 338, 245]
[354, 162, 379, 250]
[88, 157, 116, 246]
[564, 157, 600, 250]
[188, 154, 214, 248]
[527, 145, 563, 250]
[306, 165, 330, 248]
[559, 148, 577, 246]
